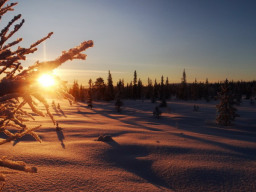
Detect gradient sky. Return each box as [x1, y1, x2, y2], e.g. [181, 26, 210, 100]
[5, 0, 256, 85]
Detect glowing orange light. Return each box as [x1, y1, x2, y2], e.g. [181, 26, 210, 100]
[37, 74, 55, 87]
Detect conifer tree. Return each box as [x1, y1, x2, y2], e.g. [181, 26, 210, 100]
[165, 77, 171, 99]
[146, 78, 153, 99]
[159, 76, 167, 107]
[79, 84, 85, 102]
[71, 80, 80, 101]
[179, 69, 188, 100]
[106, 70, 114, 101]
[94, 77, 105, 100]
[191, 78, 199, 100]
[137, 78, 143, 99]
[151, 79, 158, 103]
[204, 78, 210, 102]
[87, 79, 93, 109]
[216, 79, 238, 126]
[115, 81, 123, 112]
[133, 70, 137, 99]
[160, 75, 165, 100]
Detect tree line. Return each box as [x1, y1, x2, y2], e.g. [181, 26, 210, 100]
[69, 69, 256, 104]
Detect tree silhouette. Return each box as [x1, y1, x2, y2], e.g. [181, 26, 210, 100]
[94, 77, 105, 100]
[106, 70, 114, 101]
[179, 69, 188, 100]
[133, 70, 137, 99]
[87, 79, 93, 109]
[216, 79, 237, 126]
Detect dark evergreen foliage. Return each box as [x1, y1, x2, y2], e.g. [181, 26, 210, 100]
[216, 79, 238, 126]
[94, 77, 105, 100]
[69, 70, 255, 116]
[151, 79, 158, 103]
[106, 70, 114, 101]
[133, 70, 138, 99]
[178, 69, 188, 100]
[153, 106, 161, 119]
[70, 81, 80, 101]
[115, 91, 123, 112]
[87, 79, 93, 109]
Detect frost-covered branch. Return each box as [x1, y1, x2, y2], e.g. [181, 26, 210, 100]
[0, 0, 93, 145]
[0, 156, 37, 173]
[0, 1, 93, 187]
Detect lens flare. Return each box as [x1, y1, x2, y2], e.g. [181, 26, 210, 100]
[38, 74, 55, 87]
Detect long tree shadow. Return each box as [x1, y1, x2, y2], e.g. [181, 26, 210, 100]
[59, 109, 67, 118]
[88, 102, 170, 132]
[79, 100, 256, 143]
[56, 129, 65, 149]
[103, 142, 172, 190]
[174, 132, 256, 160]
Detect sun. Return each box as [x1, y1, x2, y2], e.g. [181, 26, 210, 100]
[37, 74, 55, 87]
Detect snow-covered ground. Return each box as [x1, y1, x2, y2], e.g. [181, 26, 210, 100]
[1, 99, 256, 192]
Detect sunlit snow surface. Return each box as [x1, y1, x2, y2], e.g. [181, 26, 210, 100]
[1, 99, 256, 192]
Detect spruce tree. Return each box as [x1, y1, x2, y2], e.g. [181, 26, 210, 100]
[133, 70, 137, 99]
[79, 84, 85, 102]
[87, 79, 93, 109]
[151, 79, 158, 103]
[146, 78, 153, 99]
[71, 80, 80, 101]
[106, 70, 114, 101]
[115, 92, 122, 112]
[159, 76, 167, 107]
[204, 78, 210, 102]
[191, 78, 199, 100]
[165, 77, 171, 99]
[137, 78, 143, 99]
[160, 75, 164, 100]
[216, 79, 238, 126]
[179, 69, 188, 100]
[94, 77, 105, 100]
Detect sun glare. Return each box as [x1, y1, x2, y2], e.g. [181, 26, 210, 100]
[38, 74, 55, 87]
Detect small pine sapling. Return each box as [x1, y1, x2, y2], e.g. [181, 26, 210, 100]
[87, 92, 93, 109]
[87, 79, 93, 109]
[193, 105, 199, 112]
[159, 97, 167, 107]
[115, 91, 123, 112]
[153, 106, 162, 119]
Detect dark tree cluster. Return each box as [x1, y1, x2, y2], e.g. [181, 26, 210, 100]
[69, 70, 256, 105]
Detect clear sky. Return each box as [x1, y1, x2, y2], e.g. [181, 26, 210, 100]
[5, 0, 256, 85]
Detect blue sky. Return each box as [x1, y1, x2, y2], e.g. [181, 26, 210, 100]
[6, 0, 256, 84]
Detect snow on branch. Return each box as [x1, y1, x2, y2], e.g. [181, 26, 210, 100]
[0, 156, 37, 173]
[0, 125, 42, 145]
[0, 0, 93, 189]
[0, 0, 93, 146]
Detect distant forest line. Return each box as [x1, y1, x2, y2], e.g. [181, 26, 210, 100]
[69, 69, 256, 103]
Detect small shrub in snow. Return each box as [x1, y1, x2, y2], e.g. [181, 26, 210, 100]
[115, 91, 123, 112]
[87, 79, 93, 109]
[193, 105, 199, 112]
[97, 135, 113, 142]
[153, 106, 162, 119]
[159, 99, 167, 107]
